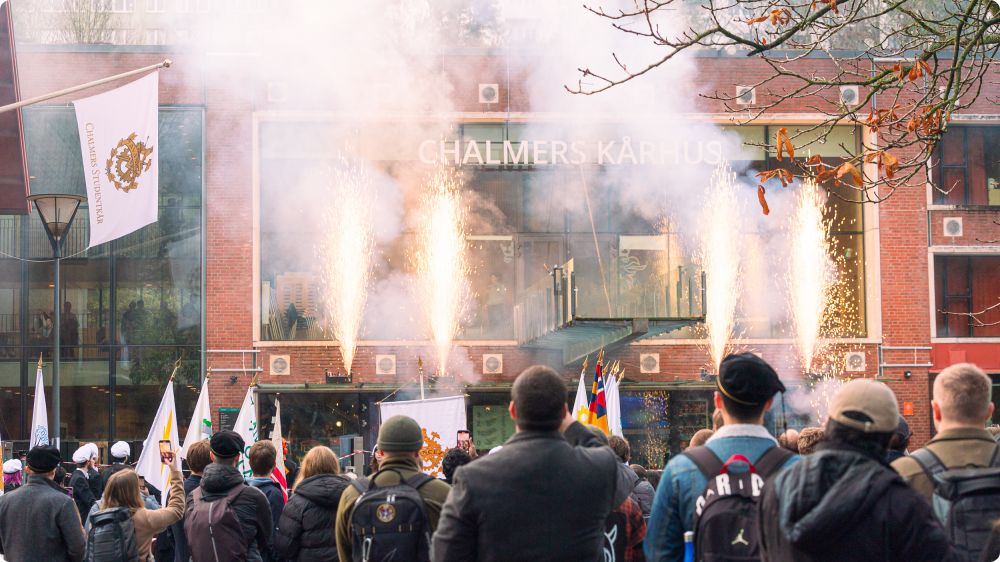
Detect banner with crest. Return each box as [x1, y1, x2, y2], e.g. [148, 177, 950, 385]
[73, 71, 159, 247]
[379, 395, 466, 478]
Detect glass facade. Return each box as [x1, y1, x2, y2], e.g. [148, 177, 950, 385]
[0, 106, 203, 455]
[258, 120, 867, 343]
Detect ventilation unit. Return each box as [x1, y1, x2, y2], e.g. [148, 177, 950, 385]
[375, 355, 396, 376]
[483, 353, 503, 375]
[639, 353, 660, 374]
[266, 81, 288, 103]
[943, 217, 963, 237]
[478, 83, 499, 104]
[269, 354, 290, 376]
[844, 351, 866, 373]
[735, 85, 756, 105]
[839, 85, 859, 107]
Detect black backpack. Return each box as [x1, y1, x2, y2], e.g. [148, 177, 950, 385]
[910, 444, 1000, 561]
[85, 507, 139, 562]
[684, 446, 792, 562]
[349, 469, 434, 562]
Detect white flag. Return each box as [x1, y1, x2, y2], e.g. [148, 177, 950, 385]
[135, 381, 180, 493]
[270, 398, 288, 496]
[181, 377, 212, 459]
[73, 72, 159, 248]
[233, 387, 259, 479]
[572, 375, 590, 424]
[605, 375, 623, 437]
[379, 395, 466, 478]
[29, 362, 49, 448]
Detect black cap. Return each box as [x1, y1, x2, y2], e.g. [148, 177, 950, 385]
[717, 353, 786, 406]
[894, 416, 911, 440]
[210, 430, 245, 458]
[26, 445, 61, 473]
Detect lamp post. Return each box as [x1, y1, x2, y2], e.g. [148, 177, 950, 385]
[27, 194, 86, 447]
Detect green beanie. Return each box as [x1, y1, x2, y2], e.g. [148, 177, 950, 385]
[378, 415, 424, 452]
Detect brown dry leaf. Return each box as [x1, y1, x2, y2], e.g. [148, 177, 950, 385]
[757, 185, 770, 215]
[747, 14, 769, 25]
[882, 151, 899, 179]
[775, 127, 789, 161]
[836, 162, 863, 185]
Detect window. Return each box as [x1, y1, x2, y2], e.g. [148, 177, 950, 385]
[933, 126, 1000, 206]
[143, 28, 165, 44]
[935, 255, 1000, 337]
[146, 0, 166, 12]
[108, 0, 136, 12]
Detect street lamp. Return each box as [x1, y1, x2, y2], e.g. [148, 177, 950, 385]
[27, 194, 86, 447]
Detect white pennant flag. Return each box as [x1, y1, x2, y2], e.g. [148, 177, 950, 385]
[181, 377, 212, 459]
[379, 395, 466, 478]
[270, 398, 287, 498]
[233, 387, 259, 479]
[572, 375, 590, 424]
[605, 374, 623, 437]
[73, 71, 159, 248]
[29, 360, 49, 448]
[135, 381, 180, 493]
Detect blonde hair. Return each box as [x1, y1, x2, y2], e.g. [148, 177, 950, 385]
[102, 469, 143, 511]
[688, 429, 714, 448]
[934, 363, 992, 424]
[292, 446, 340, 492]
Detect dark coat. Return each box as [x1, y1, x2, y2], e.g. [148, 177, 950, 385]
[432, 421, 633, 562]
[185, 463, 273, 562]
[248, 477, 285, 561]
[759, 443, 957, 562]
[87, 466, 103, 502]
[172, 474, 201, 562]
[274, 474, 349, 561]
[0, 475, 87, 562]
[69, 468, 96, 521]
[631, 478, 654, 519]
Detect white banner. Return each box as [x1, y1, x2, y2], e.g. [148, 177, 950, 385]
[379, 395, 466, 477]
[29, 363, 48, 448]
[73, 71, 159, 248]
[233, 387, 259, 479]
[135, 381, 180, 493]
[180, 377, 212, 459]
[572, 376, 590, 424]
[605, 375, 623, 437]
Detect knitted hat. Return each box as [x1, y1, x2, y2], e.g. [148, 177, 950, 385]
[377, 415, 424, 452]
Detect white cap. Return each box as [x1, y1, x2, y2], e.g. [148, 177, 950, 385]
[110, 441, 130, 459]
[85, 443, 99, 461]
[72, 446, 90, 464]
[2, 459, 21, 473]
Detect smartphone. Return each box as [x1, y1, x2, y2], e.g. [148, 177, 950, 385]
[159, 440, 173, 464]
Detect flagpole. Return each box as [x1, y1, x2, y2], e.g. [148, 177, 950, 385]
[0, 59, 172, 114]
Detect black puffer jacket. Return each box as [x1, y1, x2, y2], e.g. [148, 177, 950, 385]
[274, 474, 350, 561]
[759, 442, 956, 562]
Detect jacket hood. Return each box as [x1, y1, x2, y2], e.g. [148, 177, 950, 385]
[200, 462, 245, 494]
[293, 474, 349, 508]
[774, 447, 898, 551]
[248, 476, 280, 491]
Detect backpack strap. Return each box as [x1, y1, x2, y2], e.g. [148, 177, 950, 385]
[404, 473, 434, 490]
[350, 477, 370, 495]
[990, 443, 1000, 468]
[909, 447, 947, 484]
[681, 446, 724, 479]
[754, 446, 794, 478]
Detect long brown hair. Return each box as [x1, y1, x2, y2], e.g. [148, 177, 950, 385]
[292, 446, 340, 492]
[102, 469, 144, 511]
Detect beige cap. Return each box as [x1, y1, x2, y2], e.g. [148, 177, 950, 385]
[828, 379, 899, 433]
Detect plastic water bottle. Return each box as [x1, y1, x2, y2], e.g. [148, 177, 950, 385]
[683, 531, 695, 562]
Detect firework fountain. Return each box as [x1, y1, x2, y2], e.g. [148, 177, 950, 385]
[788, 179, 843, 422]
[700, 163, 743, 372]
[318, 160, 376, 375]
[789, 179, 835, 374]
[415, 166, 470, 377]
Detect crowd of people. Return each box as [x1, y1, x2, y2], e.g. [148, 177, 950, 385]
[0, 358, 998, 562]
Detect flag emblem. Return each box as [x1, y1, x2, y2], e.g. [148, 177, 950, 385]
[106, 132, 153, 192]
[376, 503, 396, 523]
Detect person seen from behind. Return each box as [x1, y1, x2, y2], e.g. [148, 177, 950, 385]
[610, 435, 654, 519]
[0, 445, 86, 562]
[596, 428, 647, 562]
[687, 429, 714, 449]
[797, 427, 825, 455]
[441, 448, 472, 485]
[885, 416, 911, 463]
[248, 439, 286, 556]
[274, 445, 349, 561]
[172, 438, 210, 562]
[758, 379, 956, 562]
[2, 459, 22, 493]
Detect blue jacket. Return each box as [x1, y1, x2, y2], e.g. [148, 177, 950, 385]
[248, 476, 285, 561]
[644, 426, 800, 562]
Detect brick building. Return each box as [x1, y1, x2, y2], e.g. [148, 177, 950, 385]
[0, 12, 997, 467]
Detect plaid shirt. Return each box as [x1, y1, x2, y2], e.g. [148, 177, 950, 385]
[606, 496, 647, 562]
